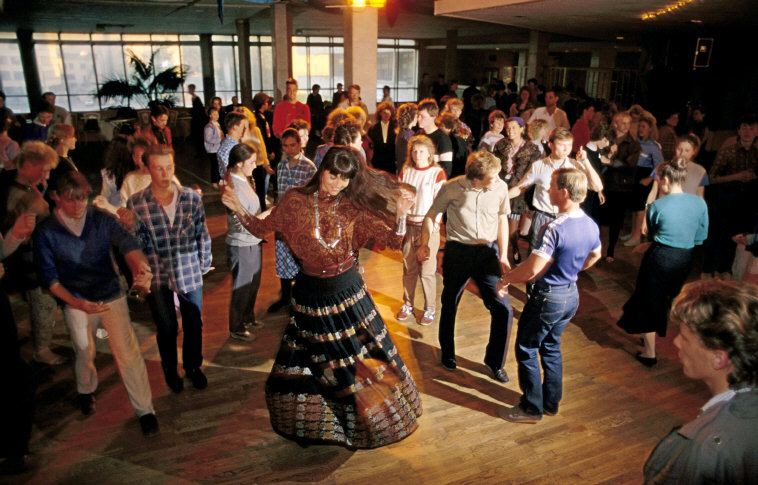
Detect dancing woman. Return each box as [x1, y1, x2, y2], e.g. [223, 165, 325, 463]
[617, 158, 708, 366]
[222, 146, 422, 449]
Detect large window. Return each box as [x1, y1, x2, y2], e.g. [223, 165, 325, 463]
[212, 35, 239, 106]
[376, 39, 418, 103]
[250, 36, 274, 96]
[0, 34, 30, 113]
[32, 33, 204, 112]
[211, 35, 275, 105]
[291, 37, 345, 104]
[291, 36, 417, 106]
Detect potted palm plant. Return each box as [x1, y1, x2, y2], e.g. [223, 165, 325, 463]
[95, 48, 186, 108]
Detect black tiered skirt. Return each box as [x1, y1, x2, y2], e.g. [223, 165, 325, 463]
[265, 267, 422, 449]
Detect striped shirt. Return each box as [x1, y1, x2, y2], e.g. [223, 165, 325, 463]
[399, 165, 446, 224]
[127, 183, 212, 293]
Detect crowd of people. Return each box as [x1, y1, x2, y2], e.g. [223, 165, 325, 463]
[0, 75, 756, 481]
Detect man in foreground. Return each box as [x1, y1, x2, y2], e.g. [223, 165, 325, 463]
[644, 280, 758, 483]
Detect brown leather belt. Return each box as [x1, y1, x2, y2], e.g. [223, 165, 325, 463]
[301, 256, 356, 278]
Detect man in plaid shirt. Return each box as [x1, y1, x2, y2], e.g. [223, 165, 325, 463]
[126, 145, 212, 393]
[267, 127, 316, 313]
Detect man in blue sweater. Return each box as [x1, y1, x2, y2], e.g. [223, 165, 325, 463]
[498, 168, 601, 423]
[34, 171, 158, 436]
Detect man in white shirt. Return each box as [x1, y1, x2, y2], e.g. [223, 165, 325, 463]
[528, 89, 570, 134]
[509, 128, 603, 251]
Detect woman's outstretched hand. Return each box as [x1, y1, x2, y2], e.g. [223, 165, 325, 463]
[396, 188, 415, 217]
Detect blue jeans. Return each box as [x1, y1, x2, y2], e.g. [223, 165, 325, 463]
[147, 286, 204, 376]
[439, 241, 513, 367]
[515, 282, 578, 415]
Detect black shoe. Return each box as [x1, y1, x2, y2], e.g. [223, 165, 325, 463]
[165, 373, 184, 394]
[0, 455, 31, 475]
[267, 299, 289, 313]
[78, 393, 96, 416]
[441, 357, 457, 370]
[485, 361, 510, 383]
[187, 368, 208, 390]
[139, 413, 160, 437]
[635, 352, 658, 367]
[230, 329, 255, 342]
[543, 407, 559, 416]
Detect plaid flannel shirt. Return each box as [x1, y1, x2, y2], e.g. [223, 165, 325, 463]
[127, 184, 212, 293]
[277, 153, 316, 194]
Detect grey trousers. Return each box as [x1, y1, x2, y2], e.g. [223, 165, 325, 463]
[227, 244, 263, 333]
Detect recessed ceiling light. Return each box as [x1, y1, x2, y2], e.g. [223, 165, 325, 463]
[690, 19, 703, 23]
[616, 36, 625, 40]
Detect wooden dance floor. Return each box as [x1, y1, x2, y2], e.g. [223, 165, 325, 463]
[9, 177, 709, 484]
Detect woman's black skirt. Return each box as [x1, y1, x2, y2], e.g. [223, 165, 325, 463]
[265, 267, 422, 449]
[617, 243, 694, 336]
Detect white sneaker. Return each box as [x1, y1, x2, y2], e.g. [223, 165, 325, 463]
[619, 233, 632, 241]
[96, 328, 110, 340]
[419, 309, 435, 326]
[396, 304, 413, 321]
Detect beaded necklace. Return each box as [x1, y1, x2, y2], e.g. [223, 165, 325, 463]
[313, 191, 343, 250]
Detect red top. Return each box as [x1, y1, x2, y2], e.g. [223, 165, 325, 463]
[571, 118, 590, 154]
[272, 101, 311, 138]
[239, 190, 402, 277]
[136, 123, 173, 149]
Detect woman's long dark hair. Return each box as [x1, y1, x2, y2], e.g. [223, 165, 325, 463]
[298, 146, 415, 222]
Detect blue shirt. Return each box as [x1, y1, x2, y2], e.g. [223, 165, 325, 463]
[217, 137, 239, 178]
[127, 184, 212, 293]
[533, 209, 601, 286]
[277, 153, 316, 195]
[647, 192, 708, 249]
[34, 207, 140, 301]
[637, 139, 664, 170]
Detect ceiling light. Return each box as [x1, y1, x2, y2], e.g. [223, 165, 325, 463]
[641, 0, 695, 20]
[616, 36, 625, 40]
[690, 19, 703, 23]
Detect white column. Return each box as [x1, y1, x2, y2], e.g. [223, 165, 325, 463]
[271, 3, 292, 101]
[343, 6, 378, 113]
[526, 30, 549, 81]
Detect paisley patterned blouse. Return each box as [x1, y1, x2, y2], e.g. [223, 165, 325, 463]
[238, 189, 402, 276]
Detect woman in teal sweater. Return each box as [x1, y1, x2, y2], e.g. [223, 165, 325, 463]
[617, 158, 709, 366]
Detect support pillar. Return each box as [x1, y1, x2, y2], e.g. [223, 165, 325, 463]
[199, 34, 215, 105]
[590, 48, 616, 69]
[526, 30, 549, 81]
[343, 6, 378, 112]
[445, 29, 458, 83]
[236, 19, 252, 106]
[17, 29, 41, 112]
[271, 3, 292, 101]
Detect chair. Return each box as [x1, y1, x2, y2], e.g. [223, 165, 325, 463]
[81, 112, 102, 144]
[137, 109, 150, 126]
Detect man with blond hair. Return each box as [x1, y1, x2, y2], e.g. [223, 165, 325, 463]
[508, 128, 604, 251]
[417, 150, 513, 383]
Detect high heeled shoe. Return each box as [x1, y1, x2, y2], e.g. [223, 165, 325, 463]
[635, 352, 657, 367]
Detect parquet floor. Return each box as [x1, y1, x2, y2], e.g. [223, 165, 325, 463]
[4, 150, 710, 484]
